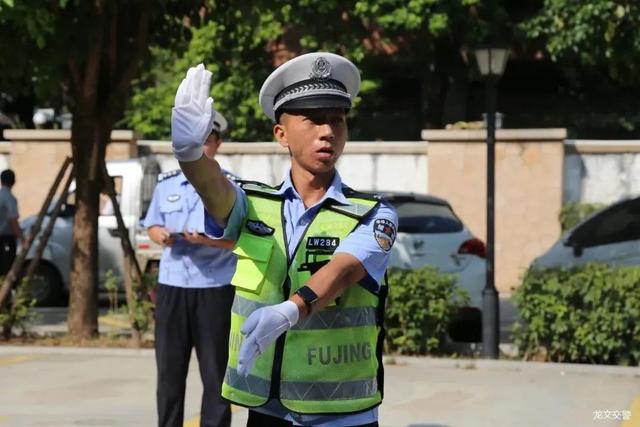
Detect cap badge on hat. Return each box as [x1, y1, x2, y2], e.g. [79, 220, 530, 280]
[309, 57, 331, 80]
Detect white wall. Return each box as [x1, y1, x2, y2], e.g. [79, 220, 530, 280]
[0, 154, 9, 171]
[140, 141, 429, 194]
[563, 140, 640, 204]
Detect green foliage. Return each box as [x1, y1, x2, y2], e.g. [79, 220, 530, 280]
[123, 0, 496, 140]
[559, 202, 606, 232]
[354, 0, 487, 38]
[0, 277, 37, 339]
[124, 6, 278, 141]
[522, 1, 640, 84]
[127, 271, 157, 334]
[385, 266, 468, 355]
[513, 264, 640, 365]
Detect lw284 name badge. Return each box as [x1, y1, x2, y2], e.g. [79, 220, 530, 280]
[306, 236, 340, 251]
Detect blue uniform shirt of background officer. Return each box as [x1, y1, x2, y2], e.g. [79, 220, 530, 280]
[144, 112, 238, 427]
[144, 113, 236, 285]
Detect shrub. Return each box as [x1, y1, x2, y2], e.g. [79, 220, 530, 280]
[385, 266, 468, 355]
[559, 202, 605, 232]
[128, 271, 157, 333]
[0, 277, 37, 340]
[513, 264, 640, 365]
[104, 269, 120, 314]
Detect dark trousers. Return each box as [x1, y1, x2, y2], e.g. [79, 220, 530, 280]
[155, 284, 235, 427]
[0, 235, 17, 276]
[246, 410, 379, 427]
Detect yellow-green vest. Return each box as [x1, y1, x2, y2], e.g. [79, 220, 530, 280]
[222, 182, 387, 414]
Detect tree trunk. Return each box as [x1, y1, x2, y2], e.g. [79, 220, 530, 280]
[67, 115, 110, 339]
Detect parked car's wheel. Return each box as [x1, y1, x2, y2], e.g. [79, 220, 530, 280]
[27, 262, 63, 307]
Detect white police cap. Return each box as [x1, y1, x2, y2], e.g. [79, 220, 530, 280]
[259, 52, 361, 121]
[212, 111, 228, 135]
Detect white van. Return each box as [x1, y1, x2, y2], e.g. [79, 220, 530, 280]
[20, 158, 164, 305]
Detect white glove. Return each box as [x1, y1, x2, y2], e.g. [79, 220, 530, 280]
[171, 64, 215, 162]
[237, 300, 300, 376]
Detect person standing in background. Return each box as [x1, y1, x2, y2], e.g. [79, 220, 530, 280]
[144, 114, 238, 427]
[0, 169, 23, 276]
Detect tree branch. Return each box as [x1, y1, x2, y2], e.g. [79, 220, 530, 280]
[107, 0, 151, 117]
[109, 1, 118, 85]
[82, 3, 106, 108]
[67, 56, 83, 99]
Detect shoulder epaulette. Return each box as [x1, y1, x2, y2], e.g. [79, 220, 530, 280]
[327, 185, 380, 219]
[223, 170, 241, 182]
[341, 185, 380, 201]
[239, 180, 283, 198]
[158, 169, 181, 182]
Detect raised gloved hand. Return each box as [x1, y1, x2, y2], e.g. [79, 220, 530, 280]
[171, 64, 215, 162]
[237, 300, 300, 376]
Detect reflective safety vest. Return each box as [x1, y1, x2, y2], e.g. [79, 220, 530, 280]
[222, 181, 387, 414]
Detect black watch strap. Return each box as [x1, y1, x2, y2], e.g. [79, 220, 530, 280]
[294, 285, 319, 310]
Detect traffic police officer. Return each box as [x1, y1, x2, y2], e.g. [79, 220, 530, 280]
[144, 113, 237, 427]
[171, 53, 397, 427]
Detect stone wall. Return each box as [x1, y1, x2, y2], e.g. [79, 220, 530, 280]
[1, 129, 138, 217]
[423, 129, 566, 293]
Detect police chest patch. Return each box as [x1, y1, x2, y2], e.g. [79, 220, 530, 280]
[306, 236, 340, 251]
[246, 220, 275, 236]
[167, 194, 180, 202]
[373, 219, 396, 252]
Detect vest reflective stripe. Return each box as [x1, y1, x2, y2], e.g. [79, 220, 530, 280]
[292, 306, 377, 330]
[226, 366, 377, 401]
[281, 378, 378, 401]
[231, 294, 378, 330]
[225, 368, 271, 397]
[231, 295, 268, 318]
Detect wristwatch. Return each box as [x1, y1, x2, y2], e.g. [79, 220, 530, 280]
[294, 285, 319, 311]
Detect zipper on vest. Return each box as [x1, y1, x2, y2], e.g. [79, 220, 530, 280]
[269, 199, 319, 399]
[269, 201, 291, 398]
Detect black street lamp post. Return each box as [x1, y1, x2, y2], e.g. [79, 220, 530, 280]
[474, 45, 509, 359]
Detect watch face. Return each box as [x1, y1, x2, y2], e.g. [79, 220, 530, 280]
[297, 286, 318, 305]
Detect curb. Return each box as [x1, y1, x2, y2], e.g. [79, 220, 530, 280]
[383, 355, 640, 377]
[0, 345, 155, 357]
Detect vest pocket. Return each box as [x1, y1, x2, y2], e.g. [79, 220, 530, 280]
[231, 232, 274, 293]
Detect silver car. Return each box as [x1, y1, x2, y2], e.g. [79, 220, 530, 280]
[380, 192, 487, 341]
[533, 196, 640, 268]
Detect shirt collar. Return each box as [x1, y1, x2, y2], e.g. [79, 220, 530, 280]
[276, 170, 351, 206]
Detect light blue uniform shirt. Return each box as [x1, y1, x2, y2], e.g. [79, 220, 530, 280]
[205, 170, 398, 426]
[144, 170, 237, 288]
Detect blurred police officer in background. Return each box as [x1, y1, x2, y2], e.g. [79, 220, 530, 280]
[171, 53, 397, 427]
[144, 113, 238, 427]
[0, 169, 23, 276]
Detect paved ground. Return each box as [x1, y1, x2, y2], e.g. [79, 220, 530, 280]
[0, 346, 638, 427]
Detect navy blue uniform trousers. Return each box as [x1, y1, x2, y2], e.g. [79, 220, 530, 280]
[155, 284, 234, 427]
